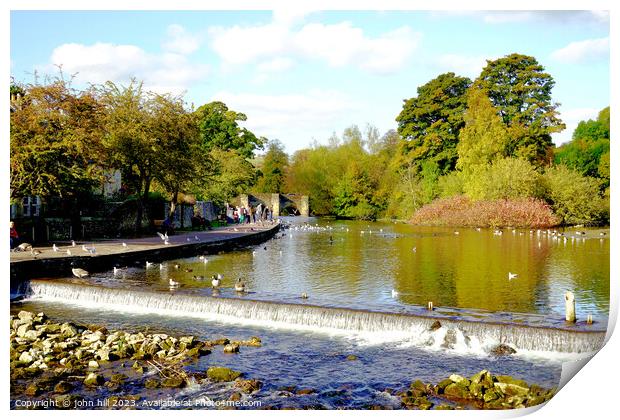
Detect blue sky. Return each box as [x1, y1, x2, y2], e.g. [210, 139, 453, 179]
[10, 10, 610, 153]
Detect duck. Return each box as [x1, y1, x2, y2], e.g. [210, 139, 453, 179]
[113, 267, 120, 275]
[173, 263, 181, 270]
[72, 267, 89, 278]
[169, 278, 180, 287]
[234, 278, 246, 293]
[301, 292, 309, 299]
[211, 274, 221, 288]
[184, 268, 193, 273]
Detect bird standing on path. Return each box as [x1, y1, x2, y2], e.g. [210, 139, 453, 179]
[52, 244, 59, 252]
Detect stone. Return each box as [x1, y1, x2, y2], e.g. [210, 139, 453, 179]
[25, 383, 40, 396]
[54, 381, 74, 394]
[88, 360, 100, 369]
[207, 366, 242, 382]
[296, 388, 316, 395]
[490, 344, 516, 356]
[161, 377, 185, 388]
[429, 320, 442, 331]
[483, 389, 502, 403]
[442, 329, 457, 349]
[436, 378, 453, 393]
[444, 383, 471, 400]
[145, 378, 160, 388]
[111, 373, 128, 382]
[494, 382, 529, 397]
[16, 323, 33, 338]
[346, 354, 358, 361]
[18, 311, 34, 321]
[211, 338, 230, 346]
[235, 379, 262, 393]
[84, 372, 104, 387]
[496, 375, 528, 388]
[449, 374, 470, 387]
[19, 351, 34, 364]
[60, 323, 79, 338]
[223, 343, 240, 353]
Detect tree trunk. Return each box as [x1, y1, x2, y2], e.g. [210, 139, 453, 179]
[135, 175, 151, 234]
[168, 190, 178, 221]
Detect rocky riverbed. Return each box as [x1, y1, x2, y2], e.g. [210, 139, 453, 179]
[10, 310, 555, 410]
[10, 310, 262, 409]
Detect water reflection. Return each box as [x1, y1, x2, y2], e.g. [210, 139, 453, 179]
[60, 217, 609, 321]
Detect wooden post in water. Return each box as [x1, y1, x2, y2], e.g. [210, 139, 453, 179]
[565, 291, 576, 323]
[586, 314, 593, 325]
[427, 301, 434, 311]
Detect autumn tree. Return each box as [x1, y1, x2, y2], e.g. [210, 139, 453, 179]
[254, 139, 288, 193]
[10, 78, 106, 200]
[474, 53, 565, 165]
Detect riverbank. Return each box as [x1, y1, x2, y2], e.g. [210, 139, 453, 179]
[10, 310, 556, 410]
[10, 221, 281, 291]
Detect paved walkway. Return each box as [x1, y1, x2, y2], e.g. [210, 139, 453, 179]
[10, 222, 280, 263]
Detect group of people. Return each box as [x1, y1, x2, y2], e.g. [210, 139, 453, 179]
[226, 202, 273, 225]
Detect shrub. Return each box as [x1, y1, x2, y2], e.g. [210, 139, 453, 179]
[463, 157, 541, 200]
[541, 165, 608, 225]
[410, 195, 559, 228]
[437, 171, 465, 198]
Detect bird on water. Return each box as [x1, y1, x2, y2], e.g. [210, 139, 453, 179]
[235, 278, 246, 293]
[169, 278, 180, 287]
[72, 267, 89, 278]
[508, 272, 518, 280]
[211, 274, 221, 288]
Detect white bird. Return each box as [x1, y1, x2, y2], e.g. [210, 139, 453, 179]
[113, 267, 120, 275]
[122, 242, 127, 248]
[412, 247, 417, 253]
[199, 255, 205, 260]
[72, 267, 89, 278]
[164, 240, 170, 245]
[71, 240, 76, 247]
[234, 278, 246, 292]
[186, 237, 191, 242]
[66, 249, 72, 256]
[211, 275, 221, 288]
[146, 261, 153, 268]
[301, 292, 309, 299]
[169, 278, 180, 287]
[508, 272, 518, 280]
[159, 263, 165, 270]
[52, 244, 59, 252]
[157, 232, 169, 241]
[391, 289, 399, 298]
[194, 236, 199, 241]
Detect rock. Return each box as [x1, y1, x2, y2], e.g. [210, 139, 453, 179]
[145, 378, 160, 388]
[211, 338, 230, 346]
[494, 382, 529, 397]
[16, 323, 33, 338]
[436, 378, 453, 393]
[60, 323, 79, 338]
[88, 360, 100, 369]
[84, 372, 104, 387]
[161, 377, 185, 388]
[296, 388, 316, 395]
[229, 392, 242, 402]
[207, 366, 242, 382]
[19, 351, 34, 364]
[18, 311, 34, 321]
[442, 329, 457, 349]
[223, 343, 240, 353]
[429, 320, 442, 331]
[444, 383, 471, 400]
[111, 373, 128, 383]
[54, 394, 76, 409]
[483, 389, 501, 403]
[235, 379, 262, 393]
[53, 381, 74, 394]
[198, 345, 212, 356]
[25, 383, 40, 396]
[409, 380, 427, 397]
[449, 374, 470, 387]
[490, 344, 516, 356]
[96, 348, 119, 361]
[496, 375, 528, 388]
[24, 329, 43, 341]
[346, 354, 358, 361]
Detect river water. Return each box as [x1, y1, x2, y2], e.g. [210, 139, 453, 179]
[12, 217, 610, 409]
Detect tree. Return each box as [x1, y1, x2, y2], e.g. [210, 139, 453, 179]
[200, 148, 257, 206]
[395, 72, 472, 173]
[10, 78, 106, 200]
[254, 139, 288, 193]
[463, 158, 541, 200]
[98, 80, 157, 233]
[148, 93, 211, 220]
[474, 53, 565, 165]
[194, 101, 265, 159]
[456, 87, 510, 172]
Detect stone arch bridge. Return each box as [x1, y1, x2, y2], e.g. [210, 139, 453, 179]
[237, 193, 309, 217]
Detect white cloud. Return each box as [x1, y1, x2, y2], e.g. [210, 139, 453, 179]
[162, 24, 201, 55]
[257, 57, 295, 73]
[209, 17, 420, 74]
[435, 54, 489, 77]
[211, 89, 360, 151]
[48, 41, 208, 94]
[550, 37, 609, 64]
[481, 11, 609, 25]
[552, 107, 600, 146]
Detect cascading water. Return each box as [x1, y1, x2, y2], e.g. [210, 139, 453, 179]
[27, 279, 605, 356]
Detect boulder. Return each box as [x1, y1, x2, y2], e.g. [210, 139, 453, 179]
[83, 373, 104, 387]
[53, 381, 74, 394]
[25, 383, 40, 397]
[19, 351, 34, 364]
[429, 320, 442, 331]
[449, 374, 470, 387]
[235, 379, 262, 393]
[494, 382, 529, 397]
[16, 323, 33, 338]
[442, 329, 457, 349]
[161, 377, 185, 388]
[490, 344, 516, 356]
[88, 360, 100, 369]
[223, 343, 240, 353]
[346, 354, 358, 361]
[60, 323, 79, 338]
[444, 383, 471, 400]
[18, 311, 35, 321]
[207, 366, 242, 382]
[145, 378, 160, 388]
[496, 375, 528, 388]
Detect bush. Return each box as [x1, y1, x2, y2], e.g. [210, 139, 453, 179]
[437, 171, 465, 198]
[410, 195, 559, 228]
[463, 158, 541, 200]
[541, 165, 608, 225]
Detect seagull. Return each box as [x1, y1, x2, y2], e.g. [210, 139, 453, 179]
[169, 278, 180, 287]
[391, 289, 399, 298]
[193, 275, 204, 281]
[194, 236, 199, 241]
[52, 244, 59, 252]
[159, 263, 165, 270]
[71, 240, 76, 247]
[186, 237, 191, 242]
[72, 267, 89, 278]
[199, 255, 205, 260]
[301, 292, 309, 299]
[234, 278, 246, 292]
[157, 232, 169, 242]
[113, 267, 120, 275]
[412, 247, 417, 253]
[174, 264, 181, 270]
[508, 272, 518, 280]
[66, 249, 72, 256]
[211, 275, 221, 288]
[146, 261, 153, 268]
[164, 239, 170, 245]
[122, 242, 128, 248]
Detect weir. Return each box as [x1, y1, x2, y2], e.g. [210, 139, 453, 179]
[27, 280, 606, 355]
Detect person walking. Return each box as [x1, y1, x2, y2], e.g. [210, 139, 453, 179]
[10, 221, 19, 249]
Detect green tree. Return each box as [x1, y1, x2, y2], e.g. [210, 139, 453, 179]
[254, 139, 289, 193]
[200, 148, 257, 206]
[10, 78, 106, 200]
[463, 157, 541, 200]
[194, 101, 265, 159]
[456, 87, 510, 172]
[395, 72, 472, 173]
[474, 53, 565, 165]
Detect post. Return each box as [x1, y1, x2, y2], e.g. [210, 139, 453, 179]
[427, 301, 434, 311]
[564, 291, 576, 323]
[586, 314, 593, 325]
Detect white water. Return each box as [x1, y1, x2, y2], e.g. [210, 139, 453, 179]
[27, 280, 605, 359]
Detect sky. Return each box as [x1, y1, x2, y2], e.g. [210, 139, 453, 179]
[9, 9, 610, 154]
